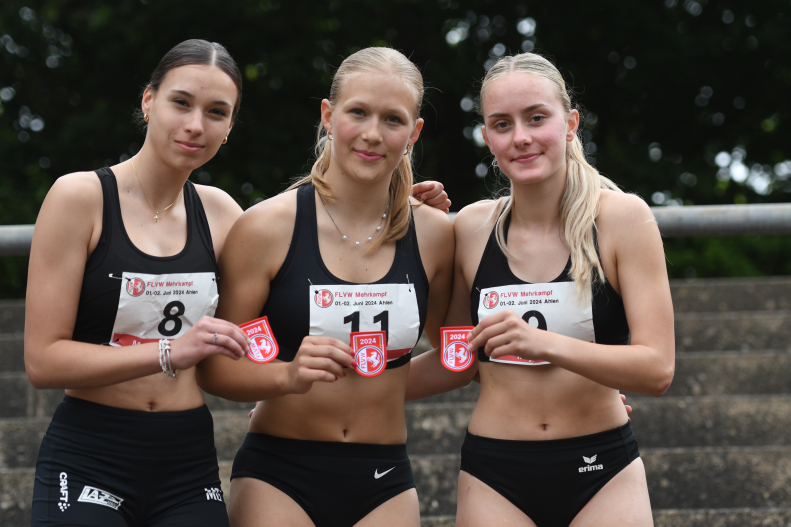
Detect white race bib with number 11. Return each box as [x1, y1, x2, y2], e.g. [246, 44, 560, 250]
[478, 281, 594, 366]
[109, 272, 218, 346]
[309, 283, 420, 360]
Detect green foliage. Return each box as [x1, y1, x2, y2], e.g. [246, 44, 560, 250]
[1, 0, 790, 297]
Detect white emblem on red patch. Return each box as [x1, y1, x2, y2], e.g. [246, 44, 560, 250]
[314, 289, 334, 308]
[239, 316, 280, 364]
[125, 277, 145, 297]
[441, 327, 474, 371]
[350, 331, 386, 377]
[483, 291, 499, 309]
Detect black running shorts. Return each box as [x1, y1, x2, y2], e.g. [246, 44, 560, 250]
[231, 433, 415, 527]
[460, 421, 640, 527]
[31, 396, 229, 527]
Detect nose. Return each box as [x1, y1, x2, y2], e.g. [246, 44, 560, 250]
[183, 110, 204, 135]
[512, 122, 532, 147]
[360, 117, 383, 144]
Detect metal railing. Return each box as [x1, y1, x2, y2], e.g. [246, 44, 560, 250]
[2, 203, 791, 256]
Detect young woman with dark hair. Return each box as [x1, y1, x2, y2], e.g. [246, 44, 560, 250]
[25, 38, 450, 526]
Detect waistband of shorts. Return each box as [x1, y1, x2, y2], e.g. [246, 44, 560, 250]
[46, 395, 215, 458]
[463, 421, 635, 453]
[242, 432, 408, 460]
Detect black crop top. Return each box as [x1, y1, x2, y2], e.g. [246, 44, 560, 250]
[72, 168, 219, 346]
[471, 211, 629, 364]
[261, 183, 429, 369]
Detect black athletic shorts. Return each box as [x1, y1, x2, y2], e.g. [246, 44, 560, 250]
[31, 396, 229, 527]
[460, 421, 640, 527]
[231, 433, 415, 527]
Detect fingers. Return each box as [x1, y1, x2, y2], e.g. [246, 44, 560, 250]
[209, 332, 247, 360]
[412, 181, 441, 198]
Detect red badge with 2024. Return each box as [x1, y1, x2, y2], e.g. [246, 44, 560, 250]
[441, 326, 474, 372]
[238, 317, 279, 364]
[350, 331, 387, 377]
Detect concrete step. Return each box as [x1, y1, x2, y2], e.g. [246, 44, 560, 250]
[421, 508, 791, 527]
[4, 394, 789, 469]
[670, 277, 791, 313]
[3, 447, 790, 524]
[676, 311, 791, 352]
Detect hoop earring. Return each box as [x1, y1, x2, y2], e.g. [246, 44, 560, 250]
[327, 132, 333, 141]
[144, 114, 149, 123]
[404, 144, 412, 156]
[222, 136, 228, 145]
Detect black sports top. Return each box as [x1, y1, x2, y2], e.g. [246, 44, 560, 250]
[471, 211, 630, 363]
[72, 168, 219, 345]
[261, 183, 429, 369]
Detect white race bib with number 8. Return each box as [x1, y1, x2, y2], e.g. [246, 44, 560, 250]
[109, 272, 218, 346]
[309, 284, 420, 360]
[478, 281, 594, 366]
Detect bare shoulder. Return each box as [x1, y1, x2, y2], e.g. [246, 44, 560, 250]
[597, 190, 656, 234]
[412, 200, 453, 241]
[193, 184, 243, 220]
[230, 188, 298, 244]
[46, 171, 103, 207]
[453, 199, 502, 239]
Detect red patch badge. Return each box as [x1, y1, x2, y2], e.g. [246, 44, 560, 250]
[350, 331, 386, 378]
[126, 277, 145, 297]
[483, 291, 499, 309]
[441, 326, 474, 371]
[239, 317, 279, 364]
[314, 289, 334, 308]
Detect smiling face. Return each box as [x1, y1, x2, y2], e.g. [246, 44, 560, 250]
[321, 72, 423, 184]
[141, 64, 236, 172]
[481, 72, 579, 186]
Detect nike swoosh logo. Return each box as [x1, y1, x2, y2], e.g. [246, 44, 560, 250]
[374, 467, 396, 479]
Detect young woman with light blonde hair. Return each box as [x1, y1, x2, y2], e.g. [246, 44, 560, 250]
[408, 52, 675, 526]
[197, 47, 455, 527]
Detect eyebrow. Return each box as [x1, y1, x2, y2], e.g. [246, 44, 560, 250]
[170, 89, 232, 108]
[487, 103, 548, 119]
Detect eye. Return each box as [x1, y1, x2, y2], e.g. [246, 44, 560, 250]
[210, 109, 228, 117]
[530, 114, 546, 123]
[494, 120, 510, 130]
[173, 98, 188, 107]
[350, 108, 365, 116]
[386, 115, 403, 124]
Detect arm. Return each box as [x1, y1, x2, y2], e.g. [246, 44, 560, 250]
[469, 193, 675, 397]
[24, 174, 247, 390]
[196, 192, 353, 402]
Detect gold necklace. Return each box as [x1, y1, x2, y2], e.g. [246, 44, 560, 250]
[130, 157, 182, 223]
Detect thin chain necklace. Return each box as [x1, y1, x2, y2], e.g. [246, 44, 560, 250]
[318, 193, 388, 246]
[131, 157, 182, 223]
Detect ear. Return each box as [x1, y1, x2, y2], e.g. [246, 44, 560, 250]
[141, 85, 154, 119]
[481, 126, 494, 154]
[320, 99, 333, 136]
[408, 118, 425, 147]
[566, 109, 580, 142]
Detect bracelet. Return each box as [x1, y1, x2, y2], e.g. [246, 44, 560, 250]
[158, 339, 178, 378]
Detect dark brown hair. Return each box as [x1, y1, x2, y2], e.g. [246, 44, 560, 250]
[136, 39, 243, 124]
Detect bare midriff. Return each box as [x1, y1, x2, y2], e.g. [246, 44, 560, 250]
[250, 362, 409, 444]
[469, 362, 628, 440]
[67, 368, 205, 412]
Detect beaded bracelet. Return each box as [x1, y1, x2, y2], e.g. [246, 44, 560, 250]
[158, 339, 178, 378]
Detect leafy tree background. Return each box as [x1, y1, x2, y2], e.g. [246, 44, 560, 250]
[1, 0, 790, 298]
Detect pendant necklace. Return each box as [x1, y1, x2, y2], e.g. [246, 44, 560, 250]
[319, 194, 388, 246]
[131, 157, 182, 223]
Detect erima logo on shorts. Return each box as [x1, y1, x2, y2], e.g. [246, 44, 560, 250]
[58, 472, 70, 511]
[579, 455, 603, 473]
[205, 487, 223, 502]
[78, 486, 123, 510]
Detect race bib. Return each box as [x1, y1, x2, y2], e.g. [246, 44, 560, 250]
[441, 326, 474, 372]
[239, 316, 279, 364]
[109, 272, 218, 346]
[350, 331, 387, 377]
[478, 281, 594, 366]
[309, 283, 419, 361]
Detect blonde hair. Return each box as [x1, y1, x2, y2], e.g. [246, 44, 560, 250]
[480, 52, 623, 303]
[288, 47, 424, 253]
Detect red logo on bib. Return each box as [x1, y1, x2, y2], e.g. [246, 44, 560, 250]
[441, 326, 474, 371]
[314, 289, 334, 308]
[350, 331, 386, 378]
[483, 291, 499, 309]
[126, 278, 145, 297]
[239, 316, 279, 364]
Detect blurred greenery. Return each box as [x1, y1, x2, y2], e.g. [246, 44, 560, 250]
[1, 0, 790, 298]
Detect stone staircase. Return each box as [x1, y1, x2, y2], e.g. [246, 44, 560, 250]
[1, 277, 791, 526]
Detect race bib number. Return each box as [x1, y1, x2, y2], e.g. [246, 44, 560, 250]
[109, 272, 218, 346]
[441, 326, 474, 372]
[478, 281, 594, 366]
[351, 331, 387, 377]
[239, 316, 279, 364]
[309, 283, 419, 361]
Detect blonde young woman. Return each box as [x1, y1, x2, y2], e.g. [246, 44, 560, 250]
[197, 47, 454, 527]
[408, 52, 675, 526]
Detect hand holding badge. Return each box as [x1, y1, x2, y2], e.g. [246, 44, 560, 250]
[239, 317, 279, 364]
[441, 326, 474, 372]
[350, 331, 387, 377]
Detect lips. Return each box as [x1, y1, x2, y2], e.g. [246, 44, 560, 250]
[512, 153, 541, 163]
[175, 140, 204, 153]
[355, 150, 384, 162]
